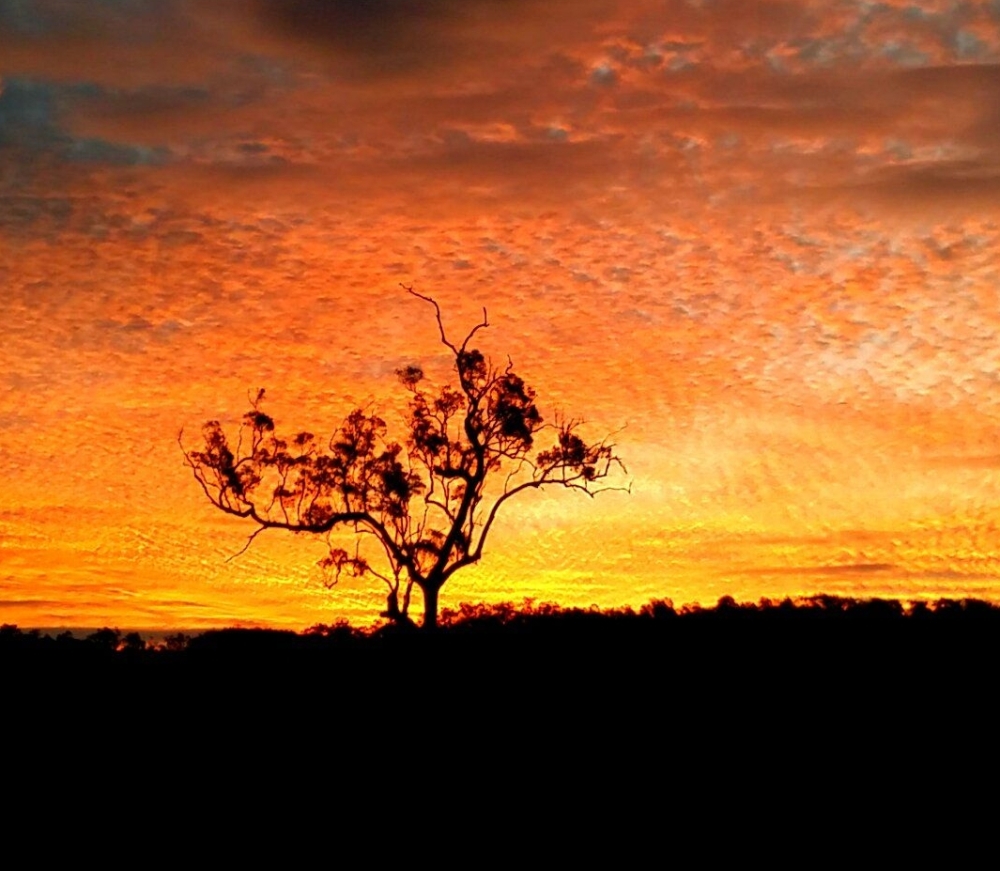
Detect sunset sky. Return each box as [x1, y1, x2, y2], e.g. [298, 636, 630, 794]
[3, 0, 1000, 630]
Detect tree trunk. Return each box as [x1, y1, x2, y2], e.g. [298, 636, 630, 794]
[422, 583, 440, 630]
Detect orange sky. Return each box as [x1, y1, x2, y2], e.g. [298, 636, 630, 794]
[2, 0, 1000, 630]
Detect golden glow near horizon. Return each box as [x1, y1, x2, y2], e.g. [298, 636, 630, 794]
[3, 1, 1000, 629]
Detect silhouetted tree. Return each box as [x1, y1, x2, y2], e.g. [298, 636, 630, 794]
[86, 627, 121, 652]
[163, 632, 191, 652]
[181, 288, 627, 628]
[121, 631, 146, 653]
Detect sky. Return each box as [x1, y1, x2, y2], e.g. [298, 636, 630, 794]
[3, 0, 1000, 631]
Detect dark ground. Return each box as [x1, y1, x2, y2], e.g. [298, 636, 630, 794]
[6, 596, 996, 709]
[5, 597, 995, 804]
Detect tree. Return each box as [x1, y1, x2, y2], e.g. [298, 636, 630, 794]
[181, 288, 627, 629]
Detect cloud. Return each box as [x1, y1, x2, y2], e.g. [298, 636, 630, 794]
[0, 599, 63, 609]
[0, 78, 171, 167]
[239, 0, 611, 80]
[66, 138, 167, 166]
[3, 1, 997, 217]
[743, 563, 897, 576]
[60, 81, 271, 156]
[831, 158, 1000, 213]
[590, 64, 618, 87]
[0, 78, 60, 148]
[0, 0, 173, 37]
[0, 1, 227, 86]
[250, 0, 460, 61]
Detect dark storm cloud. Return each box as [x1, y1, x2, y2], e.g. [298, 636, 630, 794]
[889, 62, 1000, 102]
[243, 0, 610, 79]
[0, 78, 169, 165]
[841, 158, 1000, 211]
[736, 62, 1000, 208]
[0, 0, 219, 85]
[65, 138, 166, 165]
[79, 85, 213, 118]
[0, 0, 183, 42]
[0, 78, 60, 148]
[253, 0, 457, 54]
[62, 83, 217, 143]
[892, 62, 1000, 148]
[0, 0, 79, 35]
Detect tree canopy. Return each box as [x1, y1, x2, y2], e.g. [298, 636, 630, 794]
[181, 288, 627, 628]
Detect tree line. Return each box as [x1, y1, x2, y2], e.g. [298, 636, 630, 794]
[5, 594, 999, 656]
